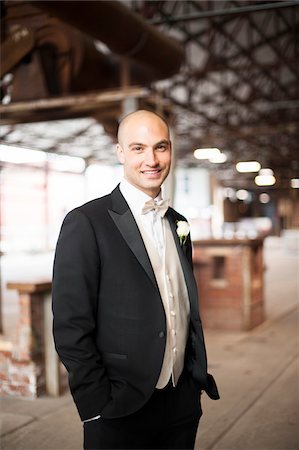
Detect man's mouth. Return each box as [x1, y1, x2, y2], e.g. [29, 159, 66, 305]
[141, 169, 161, 174]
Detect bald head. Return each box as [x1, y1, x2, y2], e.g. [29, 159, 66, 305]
[117, 110, 170, 146]
[115, 109, 172, 198]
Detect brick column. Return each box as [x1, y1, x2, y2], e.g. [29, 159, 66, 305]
[1, 281, 64, 397]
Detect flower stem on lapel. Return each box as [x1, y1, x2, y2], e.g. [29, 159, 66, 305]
[176, 220, 190, 246]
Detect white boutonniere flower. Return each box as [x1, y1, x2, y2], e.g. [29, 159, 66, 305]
[176, 220, 190, 245]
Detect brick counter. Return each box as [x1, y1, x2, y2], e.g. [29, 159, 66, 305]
[193, 238, 265, 331]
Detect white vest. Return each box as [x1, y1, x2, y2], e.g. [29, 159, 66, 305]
[138, 218, 190, 388]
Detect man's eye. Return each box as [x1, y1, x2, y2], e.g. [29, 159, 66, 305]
[157, 144, 167, 151]
[133, 146, 142, 152]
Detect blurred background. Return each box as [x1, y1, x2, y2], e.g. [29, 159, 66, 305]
[0, 1, 298, 449]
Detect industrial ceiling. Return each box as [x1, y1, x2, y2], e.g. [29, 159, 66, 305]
[1, 0, 299, 190]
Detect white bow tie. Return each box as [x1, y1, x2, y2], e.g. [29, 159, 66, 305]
[141, 199, 169, 217]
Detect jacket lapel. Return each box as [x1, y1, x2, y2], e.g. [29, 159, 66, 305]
[166, 209, 199, 318]
[108, 186, 158, 290]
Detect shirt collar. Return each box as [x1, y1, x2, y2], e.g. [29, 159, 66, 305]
[120, 179, 163, 215]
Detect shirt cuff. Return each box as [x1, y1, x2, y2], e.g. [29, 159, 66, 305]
[83, 414, 101, 423]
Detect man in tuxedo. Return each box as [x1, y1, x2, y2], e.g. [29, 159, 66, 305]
[52, 109, 219, 450]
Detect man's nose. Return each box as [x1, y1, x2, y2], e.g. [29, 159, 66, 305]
[144, 149, 158, 166]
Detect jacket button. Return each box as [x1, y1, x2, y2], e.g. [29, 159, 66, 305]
[159, 331, 165, 338]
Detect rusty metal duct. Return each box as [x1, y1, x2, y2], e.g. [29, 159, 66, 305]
[30, 0, 184, 81]
[2, 2, 158, 102]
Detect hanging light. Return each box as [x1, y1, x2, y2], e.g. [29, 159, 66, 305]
[259, 193, 270, 204]
[236, 189, 250, 201]
[194, 148, 221, 159]
[209, 152, 227, 163]
[223, 187, 236, 200]
[259, 168, 273, 176]
[236, 161, 261, 173]
[255, 168, 276, 186]
[291, 178, 299, 189]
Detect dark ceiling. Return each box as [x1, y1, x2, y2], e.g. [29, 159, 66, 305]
[1, 0, 299, 191]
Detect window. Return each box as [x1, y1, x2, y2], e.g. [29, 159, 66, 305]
[212, 256, 226, 280]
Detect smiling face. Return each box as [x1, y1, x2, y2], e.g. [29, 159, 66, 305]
[116, 110, 172, 198]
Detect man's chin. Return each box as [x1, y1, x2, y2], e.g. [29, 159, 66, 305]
[142, 170, 168, 184]
[143, 179, 164, 190]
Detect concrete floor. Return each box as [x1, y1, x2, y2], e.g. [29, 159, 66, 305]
[1, 236, 298, 450]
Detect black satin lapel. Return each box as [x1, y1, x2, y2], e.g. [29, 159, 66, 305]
[109, 209, 158, 289]
[167, 213, 199, 314]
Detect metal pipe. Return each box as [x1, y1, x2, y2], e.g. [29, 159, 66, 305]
[30, 0, 184, 80]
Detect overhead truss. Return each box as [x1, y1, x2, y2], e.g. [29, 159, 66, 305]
[132, 0, 299, 186]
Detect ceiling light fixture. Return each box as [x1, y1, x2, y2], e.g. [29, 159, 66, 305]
[236, 189, 250, 201]
[236, 161, 261, 173]
[209, 152, 227, 163]
[259, 193, 270, 204]
[259, 168, 274, 176]
[255, 168, 276, 186]
[223, 187, 236, 200]
[194, 147, 220, 160]
[291, 178, 299, 189]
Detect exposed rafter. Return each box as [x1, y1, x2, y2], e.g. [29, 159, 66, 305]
[133, 0, 299, 187]
[1, 0, 299, 189]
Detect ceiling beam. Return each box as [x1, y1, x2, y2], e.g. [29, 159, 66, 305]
[0, 87, 149, 125]
[151, 1, 299, 25]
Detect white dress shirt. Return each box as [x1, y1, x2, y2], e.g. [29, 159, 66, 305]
[120, 179, 166, 259]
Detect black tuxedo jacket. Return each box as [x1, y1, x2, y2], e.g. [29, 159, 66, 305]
[52, 185, 219, 421]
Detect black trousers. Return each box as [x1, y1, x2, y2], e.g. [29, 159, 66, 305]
[83, 372, 202, 450]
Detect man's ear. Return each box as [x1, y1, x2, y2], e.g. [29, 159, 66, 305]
[116, 143, 125, 164]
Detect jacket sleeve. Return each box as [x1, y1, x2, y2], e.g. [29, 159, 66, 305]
[52, 209, 111, 420]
